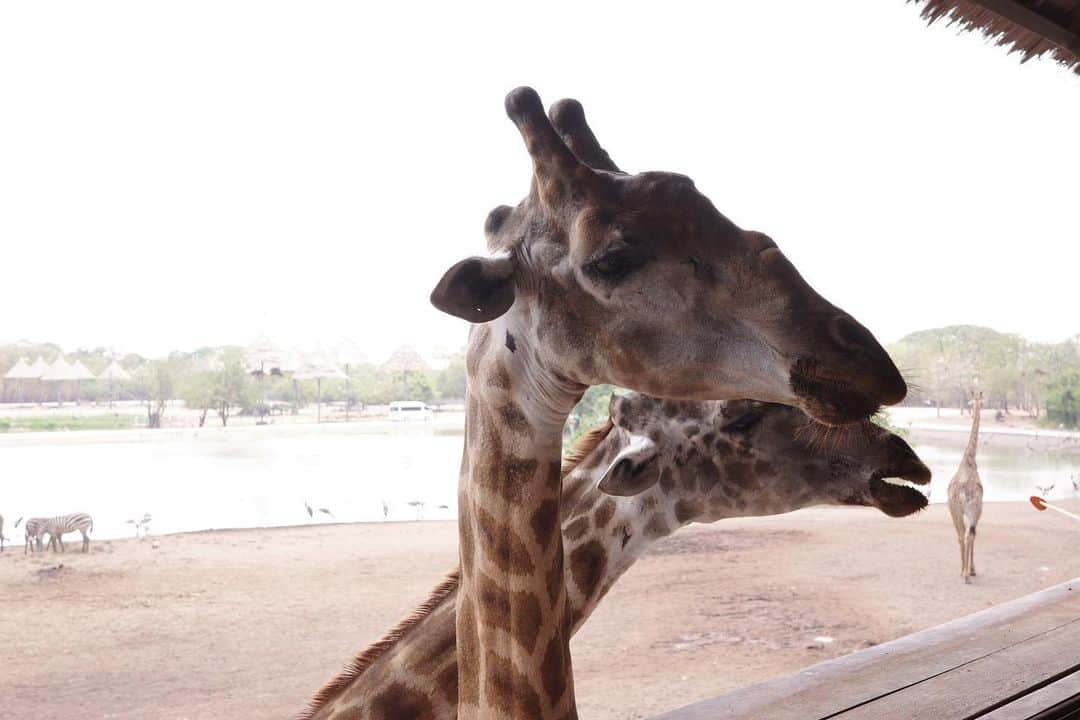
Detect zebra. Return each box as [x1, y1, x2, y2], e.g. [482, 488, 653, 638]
[42, 513, 94, 553]
[24, 517, 48, 555]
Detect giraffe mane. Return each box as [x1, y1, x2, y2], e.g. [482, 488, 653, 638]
[294, 419, 614, 719]
[561, 419, 614, 476]
[293, 567, 462, 720]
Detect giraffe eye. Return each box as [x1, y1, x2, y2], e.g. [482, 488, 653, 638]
[723, 412, 760, 434]
[587, 243, 647, 283]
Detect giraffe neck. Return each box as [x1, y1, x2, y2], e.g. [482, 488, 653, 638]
[300, 417, 839, 720]
[560, 429, 702, 631]
[457, 318, 584, 720]
[559, 426, 836, 634]
[962, 398, 981, 466]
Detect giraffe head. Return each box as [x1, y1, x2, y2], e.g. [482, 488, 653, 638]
[597, 394, 930, 519]
[431, 88, 906, 425]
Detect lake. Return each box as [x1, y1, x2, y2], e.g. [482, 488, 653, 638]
[1, 422, 464, 541]
[2, 422, 1077, 541]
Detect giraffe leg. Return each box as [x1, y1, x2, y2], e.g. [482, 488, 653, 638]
[957, 534, 968, 580]
[967, 528, 976, 578]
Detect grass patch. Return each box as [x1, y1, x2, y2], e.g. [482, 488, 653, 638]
[0, 414, 142, 433]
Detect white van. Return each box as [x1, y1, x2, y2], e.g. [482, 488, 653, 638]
[388, 400, 434, 422]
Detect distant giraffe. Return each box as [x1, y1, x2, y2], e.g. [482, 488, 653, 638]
[948, 391, 984, 583]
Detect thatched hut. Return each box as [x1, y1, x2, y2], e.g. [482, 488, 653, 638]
[380, 346, 429, 374]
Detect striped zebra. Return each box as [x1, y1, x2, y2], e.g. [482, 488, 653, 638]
[24, 517, 48, 555]
[42, 513, 94, 553]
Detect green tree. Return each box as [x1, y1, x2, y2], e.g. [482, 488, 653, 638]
[563, 384, 624, 448]
[211, 359, 257, 427]
[435, 354, 467, 401]
[179, 372, 215, 427]
[136, 360, 174, 428]
[1045, 369, 1080, 428]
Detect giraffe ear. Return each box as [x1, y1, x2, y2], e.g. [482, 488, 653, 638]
[430, 254, 516, 323]
[597, 435, 661, 497]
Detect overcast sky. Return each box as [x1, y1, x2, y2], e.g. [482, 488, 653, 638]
[1, 1, 1077, 362]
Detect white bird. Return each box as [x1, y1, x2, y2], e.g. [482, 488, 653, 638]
[1035, 483, 1055, 497]
[304, 500, 313, 518]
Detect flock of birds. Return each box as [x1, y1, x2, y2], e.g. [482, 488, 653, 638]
[1034, 474, 1080, 499]
[303, 500, 451, 522]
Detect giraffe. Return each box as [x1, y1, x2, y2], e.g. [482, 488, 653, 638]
[429, 88, 908, 720]
[948, 391, 984, 583]
[296, 394, 930, 719]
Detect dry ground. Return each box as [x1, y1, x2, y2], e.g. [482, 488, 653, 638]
[3, 500, 1079, 720]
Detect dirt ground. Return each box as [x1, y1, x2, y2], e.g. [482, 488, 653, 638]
[4, 500, 1079, 720]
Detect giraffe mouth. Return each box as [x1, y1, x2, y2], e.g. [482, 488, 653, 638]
[789, 362, 881, 426]
[868, 467, 931, 518]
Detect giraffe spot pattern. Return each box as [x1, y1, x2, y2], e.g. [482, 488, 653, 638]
[475, 572, 543, 653]
[675, 498, 704, 523]
[645, 513, 670, 538]
[541, 634, 571, 706]
[530, 499, 559, 549]
[564, 516, 590, 541]
[569, 539, 607, 600]
[593, 497, 616, 529]
[499, 400, 531, 435]
[457, 594, 479, 707]
[475, 505, 536, 576]
[483, 649, 543, 718]
[370, 682, 435, 720]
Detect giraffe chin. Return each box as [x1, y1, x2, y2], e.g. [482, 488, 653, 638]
[787, 358, 887, 426]
[869, 471, 931, 518]
[790, 379, 882, 427]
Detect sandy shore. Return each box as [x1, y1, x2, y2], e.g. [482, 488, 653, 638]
[4, 501, 1080, 720]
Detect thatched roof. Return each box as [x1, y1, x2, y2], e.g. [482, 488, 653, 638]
[292, 352, 348, 381]
[914, 0, 1080, 73]
[3, 357, 38, 380]
[97, 360, 132, 381]
[381, 346, 429, 374]
[70, 359, 97, 381]
[41, 356, 78, 381]
[245, 335, 287, 376]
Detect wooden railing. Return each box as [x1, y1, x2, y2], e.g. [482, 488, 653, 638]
[649, 577, 1080, 720]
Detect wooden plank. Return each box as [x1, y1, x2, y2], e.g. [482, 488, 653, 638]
[650, 578, 1080, 720]
[834, 619, 1080, 719]
[978, 669, 1080, 720]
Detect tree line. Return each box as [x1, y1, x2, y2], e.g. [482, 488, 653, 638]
[4, 325, 1079, 430]
[887, 326, 1080, 427]
[0, 343, 467, 428]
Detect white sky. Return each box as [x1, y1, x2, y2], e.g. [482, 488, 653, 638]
[1, 1, 1077, 362]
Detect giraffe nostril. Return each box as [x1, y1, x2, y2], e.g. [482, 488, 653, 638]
[829, 315, 874, 353]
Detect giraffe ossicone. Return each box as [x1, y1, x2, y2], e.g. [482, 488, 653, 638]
[429, 87, 909, 720]
[296, 395, 930, 720]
